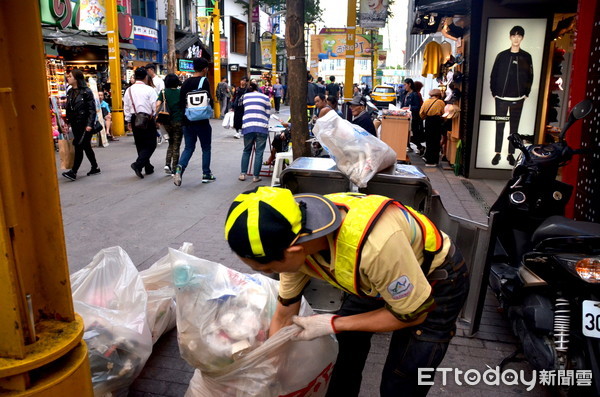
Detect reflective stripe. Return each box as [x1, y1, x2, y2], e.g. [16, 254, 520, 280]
[247, 199, 264, 257]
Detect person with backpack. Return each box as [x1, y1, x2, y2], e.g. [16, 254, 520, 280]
[173, 57, 215, 186]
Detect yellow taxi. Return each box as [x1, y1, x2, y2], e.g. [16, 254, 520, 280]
[369, 85, 397, 108]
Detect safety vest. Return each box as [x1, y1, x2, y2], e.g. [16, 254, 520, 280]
[304, 193, 444, 296]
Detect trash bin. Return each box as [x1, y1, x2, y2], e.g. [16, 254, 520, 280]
[280, 157, 350, 195]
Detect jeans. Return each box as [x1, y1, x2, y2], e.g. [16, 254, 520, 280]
[326, 246, 470, 397]
[495, 98, 525, 154]
[131, 115, 156, 171]
[179, 121, 212, 175]
[71, 124, 97, 172]
[241, 132, 268, 176]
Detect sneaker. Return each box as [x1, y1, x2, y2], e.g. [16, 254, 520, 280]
[62, 170, 77, 181]
[157, 135, 163, 145]
[238, 173, 246, 181]
[425, 163, 438, 168]
[164, 165, 172, 174]
[507, 154, 516, 166]
[173, 165, 182, 186]
[234, 132, 241, 139]
[202, 174, 216, 183]
[131, 163, 144, 179]
[491, 153, 501, 166]
[252, 176, 262, 182]
[86, 167, 101, 176]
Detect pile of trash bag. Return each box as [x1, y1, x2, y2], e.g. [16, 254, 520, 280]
[170, 248, 338, 396]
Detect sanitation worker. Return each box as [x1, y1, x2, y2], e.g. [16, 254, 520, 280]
[224, 186, 470, 397]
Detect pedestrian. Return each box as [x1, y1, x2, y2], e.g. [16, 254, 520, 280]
[316, 76, 326, 95]
[232, 77, 249, 139]
[403, 78, 425, 154]
[98, 91, 118, 141]
[61, 68, 101, 181]
[327, 95, 343, 117]
[224, 187, 469, 397]
[216, 77, 231, 118]
[325, 75, 340, 99]
[123, 67, 158, 179]
[419, 89, 445, 166]
[174, 57, 215, 186]
[272, 78, 284, 113]
[352, 84, 361, 99]
[307, 74, 318, 117]
[348, 95, 377, 137]
[238, 82, 271, 183]
[146, 64, 165, 144]
[156, 73, 184, 174]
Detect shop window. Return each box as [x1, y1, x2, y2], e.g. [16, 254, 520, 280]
[132, 0, 147, 17]
[231, 18, 247, 55]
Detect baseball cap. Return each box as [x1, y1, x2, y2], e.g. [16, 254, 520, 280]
[224, 187, 341, 262]
[348, 96, 367, 107]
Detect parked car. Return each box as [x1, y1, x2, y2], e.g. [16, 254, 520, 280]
[369, 85, 397, 108]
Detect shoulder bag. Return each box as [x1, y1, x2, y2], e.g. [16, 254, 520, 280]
[155, 90, 171, 125]
[129, 88, 153, 130]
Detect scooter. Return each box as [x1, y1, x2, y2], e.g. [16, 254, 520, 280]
[487, 99, 600, 395]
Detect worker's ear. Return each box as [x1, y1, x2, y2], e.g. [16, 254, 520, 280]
[284, 245, 305, 256]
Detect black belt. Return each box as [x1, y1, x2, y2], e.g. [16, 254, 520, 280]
[426, 244, 456, 281]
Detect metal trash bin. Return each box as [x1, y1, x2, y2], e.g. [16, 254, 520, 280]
[280, 157, 350, 195]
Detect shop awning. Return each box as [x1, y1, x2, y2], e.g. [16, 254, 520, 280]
[415, 0, 470, 14]
[119, 42, 137, 51]
[176, 34, 201, 54]
[42, 27, 137, 50]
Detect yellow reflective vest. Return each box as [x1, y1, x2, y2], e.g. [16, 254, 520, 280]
[304, 193, 443, 296]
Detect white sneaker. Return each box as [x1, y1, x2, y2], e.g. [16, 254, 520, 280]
[164, 165, 171, 174]
[234, 132, 241, 139]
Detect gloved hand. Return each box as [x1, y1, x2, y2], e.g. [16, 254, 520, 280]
[291, 314, 340, 341]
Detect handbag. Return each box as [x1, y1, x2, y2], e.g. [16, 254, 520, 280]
[128, 88, 154, 130]
[155, 90, 171, 125]
[58, 133, 74, 170]
[93, 119, 103, 133]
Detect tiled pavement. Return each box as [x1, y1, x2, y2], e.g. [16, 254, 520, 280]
[57, 108, 551, 396]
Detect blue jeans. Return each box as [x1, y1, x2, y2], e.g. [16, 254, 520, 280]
[179, 121, 212, 175]
[241, 132, 268, 176]
[326, 245, 470, 397]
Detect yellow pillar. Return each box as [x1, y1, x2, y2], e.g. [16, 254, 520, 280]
[271, 34, 277, 84]
[0, 0, 92, 394]
[106, 0, 125, 136]
[343, 0, 357, 100]
[212, 1, 221, 118]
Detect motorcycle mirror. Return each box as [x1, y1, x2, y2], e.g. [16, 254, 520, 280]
[559, 99, 593, 140]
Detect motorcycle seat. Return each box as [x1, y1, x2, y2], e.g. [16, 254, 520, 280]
[532, 215, 600, 246]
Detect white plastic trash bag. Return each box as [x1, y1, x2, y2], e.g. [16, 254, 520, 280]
[170, 249, 338, 396]
[222, 111, 234, 129]
[313, 110, 397, 187]
[71, 246, 153, 396]
[140, 242, 194, 343]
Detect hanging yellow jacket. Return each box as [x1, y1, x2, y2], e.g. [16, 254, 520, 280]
[304, 193, 444, 296]
[421, 41, 443, 77]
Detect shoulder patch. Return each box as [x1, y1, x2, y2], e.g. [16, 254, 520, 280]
[387, 275, 414, 300]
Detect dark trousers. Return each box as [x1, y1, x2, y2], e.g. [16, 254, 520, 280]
[132, 115, 157, 171]
[72, 125, 97, 173]
[326, 247, 469, 397]
[423, 115, 443, 164]
[494, 98, 525, 153]
[164, 121, 183, 170]
[274, 96, 281, 112]
[411, 114, 425, 148]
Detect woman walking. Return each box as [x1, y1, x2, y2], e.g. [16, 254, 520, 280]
[239, 82, 271, 183]
[156, 73, 184, 174]
[62, 69, 100, 181]
[403, 78, 425, 154]
[273, 78, 284, 113]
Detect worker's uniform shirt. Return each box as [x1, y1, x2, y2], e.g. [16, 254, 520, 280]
[279, 206, 451, 321]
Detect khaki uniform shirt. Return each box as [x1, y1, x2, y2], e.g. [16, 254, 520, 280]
[279, 206, 451, 319]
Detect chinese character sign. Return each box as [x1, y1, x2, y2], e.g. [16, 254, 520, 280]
[359, 0, 388, 29]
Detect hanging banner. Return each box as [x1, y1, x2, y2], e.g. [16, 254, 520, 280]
[359, 0, 388, 29]
[378, 50, 387, 68]
[260, 40, 274, 67]
[220, 38, 228, 62]
[79, 0, 107, 33]
[310, 34, 383, 61]
[197, 16, 212, 39]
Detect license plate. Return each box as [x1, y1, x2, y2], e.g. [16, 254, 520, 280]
[582, 300, 600, 338]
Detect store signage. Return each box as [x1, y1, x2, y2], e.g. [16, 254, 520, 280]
[179, 59, 195, 72]
[157, 0, 167, 20]
[319, 28, 347, 34]
[134, 25, 159, 42]
[79, 0, 106, 33]
[359, 0, 389, 29]
[310, 34, 383, 60]
[41, 0, 79, 29]
[229, 64, 239, 72]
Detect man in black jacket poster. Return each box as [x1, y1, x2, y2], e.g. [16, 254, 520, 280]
[489, 25, 533, 166]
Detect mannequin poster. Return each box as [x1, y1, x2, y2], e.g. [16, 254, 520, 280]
[475, 18, 546, 170]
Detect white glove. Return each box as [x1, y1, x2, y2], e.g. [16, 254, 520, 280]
[291, 314, 339, 341]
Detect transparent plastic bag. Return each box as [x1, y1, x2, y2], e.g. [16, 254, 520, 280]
[170, 249, 338, 396]
[70, 246, 152, 396]
[140, 242, 194, 343]
[313, 110, 397, 187]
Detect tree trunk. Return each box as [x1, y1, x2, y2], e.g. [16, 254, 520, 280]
[166, 0, 176, 73]
[247, 0, 254, 79]
[285, 0, 310, 159]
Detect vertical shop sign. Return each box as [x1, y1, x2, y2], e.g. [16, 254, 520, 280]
[260, 39, 273, 67]
[475, 18, 547, 170]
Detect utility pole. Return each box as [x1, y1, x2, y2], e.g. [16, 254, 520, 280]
[166, 0, 176, 73]
[247, 0, 254, 79]
[213, 0, 221, 117]
[343, 0, 357, 101]
[105, 0, 124, 136]
[286, 0, 310, 158]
